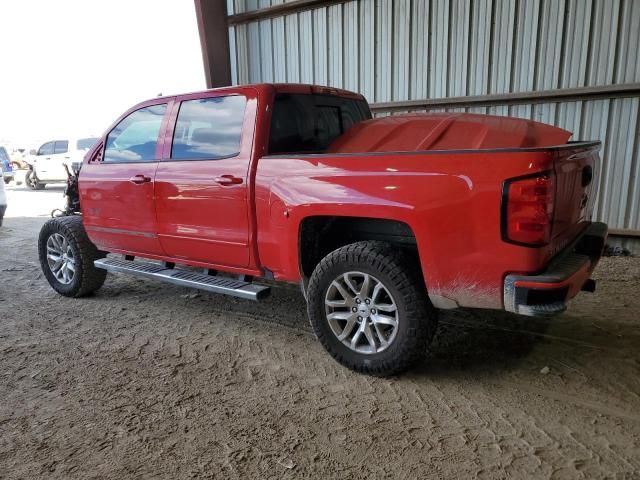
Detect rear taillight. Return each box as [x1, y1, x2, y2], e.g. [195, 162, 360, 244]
[502, 172, 555, 246]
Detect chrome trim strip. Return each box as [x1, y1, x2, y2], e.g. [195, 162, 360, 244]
[86, 226, 157, 238]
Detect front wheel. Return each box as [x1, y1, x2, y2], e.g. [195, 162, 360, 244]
[25, 170, 45, 190]
[38, 216, 107, 297]
[3, 177, 10, 185]
[307, 241, 438, 376]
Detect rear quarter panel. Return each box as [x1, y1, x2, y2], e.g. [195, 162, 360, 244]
[256, 150, 557, 309]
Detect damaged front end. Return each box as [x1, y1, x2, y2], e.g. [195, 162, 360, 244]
[52, 164, 81, 217]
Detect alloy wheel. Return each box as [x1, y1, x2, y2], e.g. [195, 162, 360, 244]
[46, 233, 76, 284]
[324, 271, 399, 354]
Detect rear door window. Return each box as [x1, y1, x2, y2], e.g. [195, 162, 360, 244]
[77, 138, 98, 150]
[104, 104, 167, 163]
[171, 95, 246, 160]
[268, 94, 371, 154]
[54, 141, 69, 154]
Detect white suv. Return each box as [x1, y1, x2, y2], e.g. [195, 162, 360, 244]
[26, 137, 98, 190]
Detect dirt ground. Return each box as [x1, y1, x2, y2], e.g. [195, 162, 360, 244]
[1, 183, 639, 479]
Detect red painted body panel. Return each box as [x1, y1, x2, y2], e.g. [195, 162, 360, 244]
[79, 83, 603, 311]
[254, 149, 572, 309]
[327, 113, 572, 153]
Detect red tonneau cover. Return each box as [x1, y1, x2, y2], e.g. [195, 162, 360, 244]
[328, 112, 572, 153]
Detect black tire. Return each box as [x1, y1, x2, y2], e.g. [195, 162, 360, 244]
[307, 241, 438, 376]
[38, 216, 107, 297]
[26, 171, 45, 190]
[3, 177, 10, 185]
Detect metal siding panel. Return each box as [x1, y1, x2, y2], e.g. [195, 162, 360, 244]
[615, 0, 640, 83]
[560, 0, 592, 88]
[248, 22, 262, 82]
[410, 0, 429, 100]
[628, 102, 640, 229]
[587, 0, 621, 86]
[344, 1, 359, 92]
[429, 0, 449, 98]
[328, 4, 343, 87]
[299, 11, 314, 83]
[393, 0, 411, 101]
[468, 0, 492, 95]
[600, 98, 638, 228]
[259, 19, 274, 82]
[448, 0, 470, 97]
[235, 24, 250, 84]
[555, 101, 583, 139]
[313, 7, 328, 85]
[228, 26, 238, 84]
[511, 0, 539, 93]
[285, 14, 300, 82]
[360, 1, 375, 101]
[272, 16, 287, 81]
[489, 0, 515, 94]
[376, 0, 393, 102]
[580, 99, 611, 223]
[535, 0, 565, 90]
[509, 104, 532, 119]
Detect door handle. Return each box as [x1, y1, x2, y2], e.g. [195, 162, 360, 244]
[215, 175, 243, 186]
[129, 174, 151, 184]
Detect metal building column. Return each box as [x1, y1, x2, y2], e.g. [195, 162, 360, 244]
[194, 0, 231, 88]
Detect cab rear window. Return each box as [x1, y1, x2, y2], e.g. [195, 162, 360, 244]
[268, 94, 371, 155]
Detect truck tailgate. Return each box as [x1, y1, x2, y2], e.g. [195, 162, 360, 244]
[551, 143, 600, 256]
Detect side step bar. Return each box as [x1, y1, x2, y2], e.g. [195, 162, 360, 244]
[94, 258, 271, 301]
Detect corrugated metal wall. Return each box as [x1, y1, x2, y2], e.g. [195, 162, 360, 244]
[227, 0, 640, 232]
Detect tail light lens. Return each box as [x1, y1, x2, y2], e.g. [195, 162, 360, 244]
[502, 172, 555, 246]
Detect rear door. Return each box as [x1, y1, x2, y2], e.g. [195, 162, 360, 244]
[47, 140, 70, 180]
[80, 101, 172, 256]
[154, 91, 253, 267]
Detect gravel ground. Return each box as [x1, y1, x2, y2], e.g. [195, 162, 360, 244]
[1, 183, 639, 479]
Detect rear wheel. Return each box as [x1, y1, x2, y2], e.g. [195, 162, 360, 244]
[307, 241, 438, 376]
[3, 177, 10, 185]
[38, 216, 107, 297]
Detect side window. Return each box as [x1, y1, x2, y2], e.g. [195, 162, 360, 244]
[38, 142, 55, 156]
[104, 104, 167, 163]
[171, 95, 246, 160]
[54, 141, 69, 154]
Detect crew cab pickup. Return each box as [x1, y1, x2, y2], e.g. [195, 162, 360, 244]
[38, 84, 607, 376]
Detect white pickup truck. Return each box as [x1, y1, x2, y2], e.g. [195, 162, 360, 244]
[26, 137, 98, 190]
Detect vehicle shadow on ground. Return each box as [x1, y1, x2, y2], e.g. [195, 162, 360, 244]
[419, 309, 553, 375]
[95, 274, 638, 380]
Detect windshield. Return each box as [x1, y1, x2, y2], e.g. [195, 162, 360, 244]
[76, 137, 99, 150]
[268, 94, 371, 154]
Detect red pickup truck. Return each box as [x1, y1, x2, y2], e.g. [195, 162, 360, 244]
[38, 83, 607, 375]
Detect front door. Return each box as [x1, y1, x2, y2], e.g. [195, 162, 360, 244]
[34, 141, 55, 180]
[79, 102, 170, 256]
[154, 93, 252, 268]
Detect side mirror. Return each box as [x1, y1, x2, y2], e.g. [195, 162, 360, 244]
[30, 149, 37, 156]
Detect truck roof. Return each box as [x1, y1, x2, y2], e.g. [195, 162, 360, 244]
[155, 83, 366, 102]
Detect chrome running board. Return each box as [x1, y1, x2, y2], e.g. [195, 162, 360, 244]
[94, 258, 270, 301]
